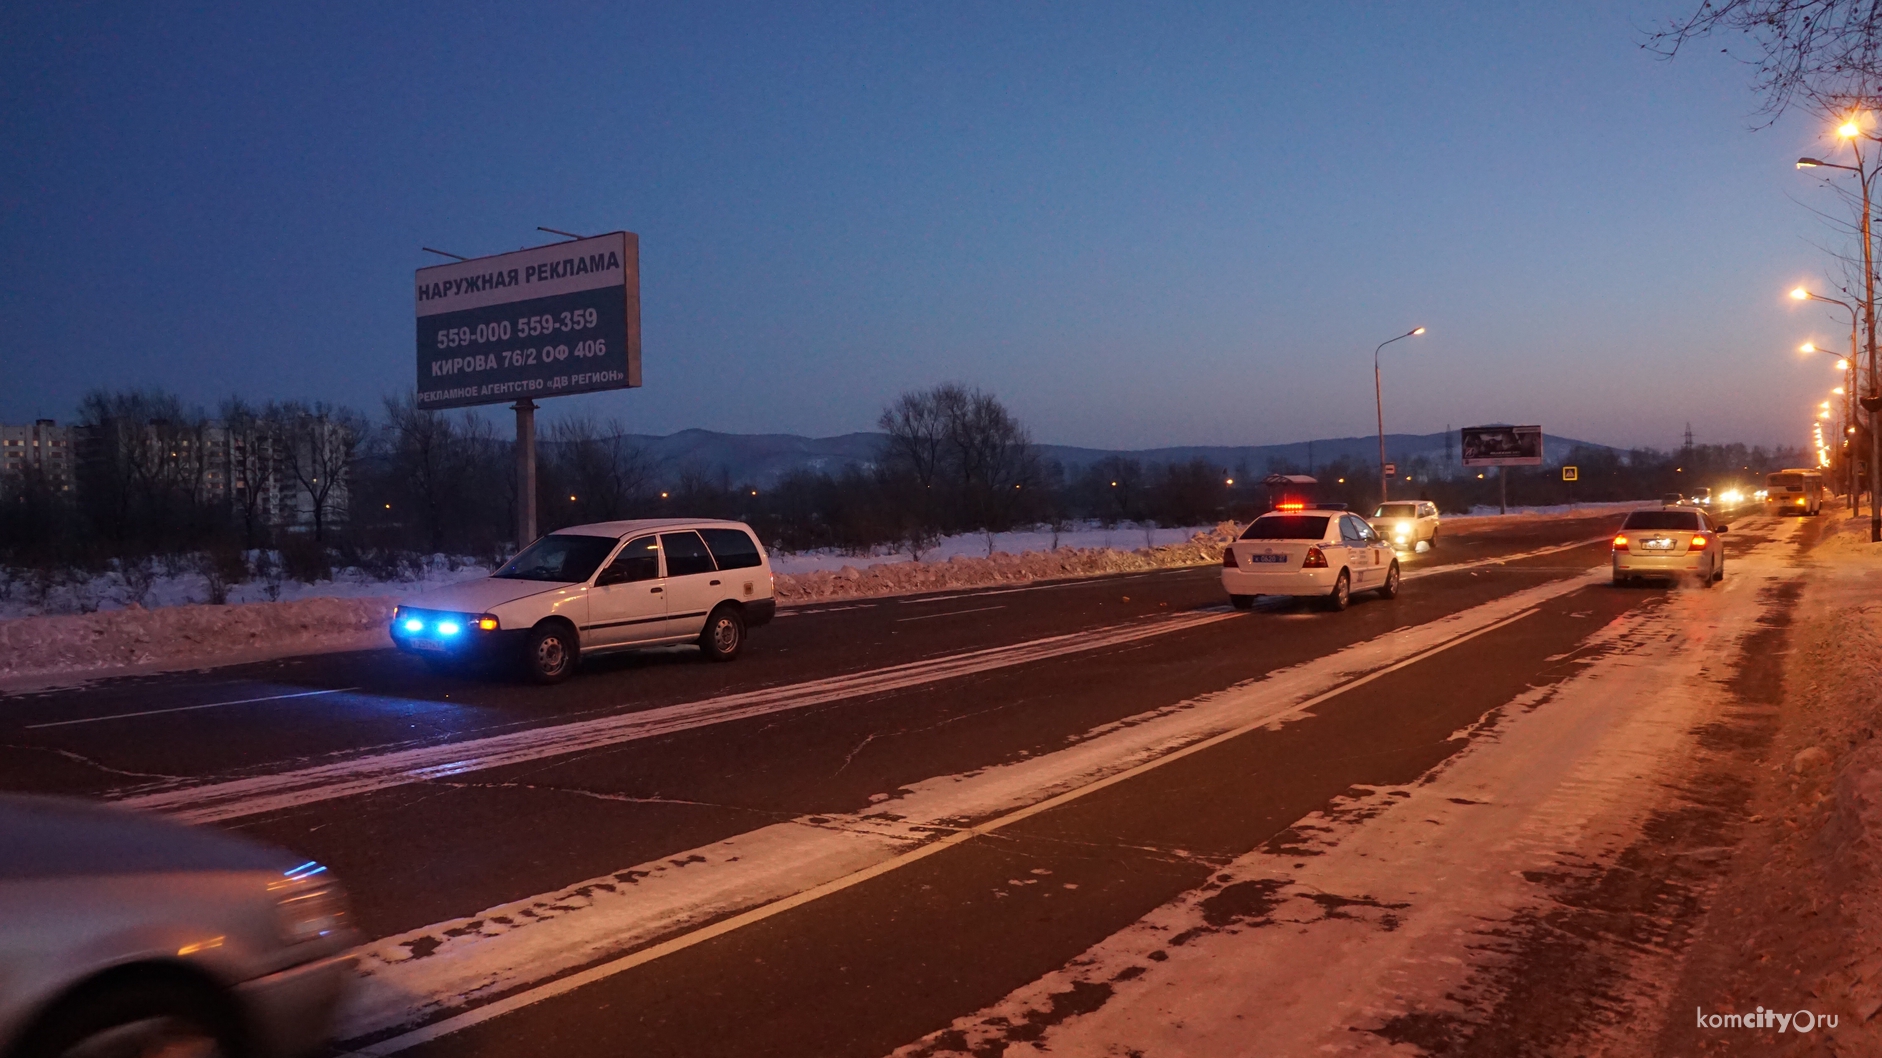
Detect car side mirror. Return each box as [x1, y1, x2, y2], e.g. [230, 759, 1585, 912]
[1715, 524, 1729, 533]
[595, 567, 626, 587]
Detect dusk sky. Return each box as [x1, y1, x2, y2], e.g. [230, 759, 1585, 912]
[0, 2, 1860, 450]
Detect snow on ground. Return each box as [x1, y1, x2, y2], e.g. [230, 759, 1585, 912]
[0, 555, 491, 621]
[764, 523, 1213, 575]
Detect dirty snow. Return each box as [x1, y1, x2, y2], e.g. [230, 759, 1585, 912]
[894, 518, 1813, 1057]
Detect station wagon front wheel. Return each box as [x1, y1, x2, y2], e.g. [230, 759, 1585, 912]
[525, 623, 577, 684]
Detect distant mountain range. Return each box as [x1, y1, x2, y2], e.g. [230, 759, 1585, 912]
[616, 428, 1617, 486]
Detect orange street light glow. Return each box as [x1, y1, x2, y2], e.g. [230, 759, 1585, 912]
[1838, 358, 1852, 370]
[1801, 342, 1818, 354]
[1411, 326, 1426, 335]
[1841, 120, 1863, 138]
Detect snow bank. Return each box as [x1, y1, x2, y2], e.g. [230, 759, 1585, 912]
[0, 557, 489, 622]
[772, 523, 1239, 605]
[766, 523, 1214, 575]
[0, 595, 396, 687]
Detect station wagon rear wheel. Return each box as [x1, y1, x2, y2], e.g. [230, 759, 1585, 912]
[700, 604, 746, 662]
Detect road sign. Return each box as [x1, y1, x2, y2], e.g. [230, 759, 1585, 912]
[415, 232, 641, 410]
[1562, 465, 1579, 482]
[1384, 463, 1397, 477]
[1461, 425, 1544, 467]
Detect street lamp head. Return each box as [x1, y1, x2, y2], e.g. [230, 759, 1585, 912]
[1798, 157, 1827, 167]
[1411, 327, 1426, 336]
[1835, 387, 1847, 395]
[1837, 358, 1852, 370]
[1840, 120, 1863, 138]
[1800, 342, 1818, 354]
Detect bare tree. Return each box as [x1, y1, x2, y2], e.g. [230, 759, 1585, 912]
[269, 401, 363, 542]
[1648, 0, 1882, 118]
[219, 397, 278, 550]
[546, 415, 655, 525]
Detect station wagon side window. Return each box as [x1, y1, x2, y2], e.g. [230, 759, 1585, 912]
[597, 536, 660, 585]
[699, 527, 764, 570]
[660, 531, 718, 578]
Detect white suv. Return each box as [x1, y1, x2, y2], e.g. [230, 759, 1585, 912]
[391, 519, 777, 683]
[1367, 500, 1440, 551]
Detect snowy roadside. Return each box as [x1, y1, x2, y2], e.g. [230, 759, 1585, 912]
[1635, 510, 1882, 1055]
[0, 505, 1649, 692]
[0, 525, 1243, 691]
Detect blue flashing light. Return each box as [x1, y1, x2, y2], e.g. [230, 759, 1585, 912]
[403, 619, 424, 633]
[436, 621, 462, 636]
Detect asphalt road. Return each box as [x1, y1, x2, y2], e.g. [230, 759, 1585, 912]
[0, 506, 1779, 1057]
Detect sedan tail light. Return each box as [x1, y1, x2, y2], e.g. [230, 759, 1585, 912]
[1688, 533, 1709, 551]
[1302, 546, 1328, 568]
[1612, 535, 1628, 550]
[1222, 548, 1238, 568]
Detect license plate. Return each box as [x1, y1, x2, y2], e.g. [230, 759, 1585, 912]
[1247, 554, 1289, 564]
[1644, 538, 1674, 550]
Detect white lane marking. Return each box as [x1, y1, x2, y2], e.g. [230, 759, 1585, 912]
[1400, 535, 1607, 581]
[894, 605, 1007, 622]
[112, 611, 1239, 823]
[333, 569, 1604, 1051]
[24, 687, 361, 730]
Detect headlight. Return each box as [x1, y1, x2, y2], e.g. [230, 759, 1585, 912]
[1395, 521, 1412, 535]
[270, 861, 350, 945]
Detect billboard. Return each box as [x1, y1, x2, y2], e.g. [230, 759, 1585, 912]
[1461, 424, 1543, 467]
[415, 232, 640, 409]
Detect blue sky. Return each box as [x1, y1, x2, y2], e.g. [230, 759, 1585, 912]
[0, 1, 1859, 449]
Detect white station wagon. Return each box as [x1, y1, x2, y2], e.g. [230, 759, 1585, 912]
[1221, 508, 1401, 611]
[391, 518, 776, 683]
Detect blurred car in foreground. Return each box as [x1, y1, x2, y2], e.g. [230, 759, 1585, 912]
[0, 795, 356, 1058]
[1367, 501, 1440, 551]
[1612, 506, 1727, 587]
[1222, 508, 1400, 611]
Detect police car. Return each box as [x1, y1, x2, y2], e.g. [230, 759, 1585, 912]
[1221, 506, 1400, 611]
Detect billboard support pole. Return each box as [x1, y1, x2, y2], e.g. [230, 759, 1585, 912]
[1499, 467, 1508, 516]
[515, 399, 537, 547]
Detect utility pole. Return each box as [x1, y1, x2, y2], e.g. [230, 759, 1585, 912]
[514, 399, 537, 548]
[1797, 122, 1882, 540]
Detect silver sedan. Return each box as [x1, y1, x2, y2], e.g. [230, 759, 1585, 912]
[0, 795, 358, 1058]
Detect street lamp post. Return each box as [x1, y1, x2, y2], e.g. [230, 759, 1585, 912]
[1797, 329, 1861, 511]
[1374, 327, 1426, 511]
[1798, 119, 1882, 541]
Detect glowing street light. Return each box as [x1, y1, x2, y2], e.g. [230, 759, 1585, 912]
[1794, 115, 1882, 539]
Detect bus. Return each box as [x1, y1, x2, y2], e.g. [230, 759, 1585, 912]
[1762, 468, 1824, 516]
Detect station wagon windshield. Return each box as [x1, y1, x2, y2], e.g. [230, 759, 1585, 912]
[493, 534, 620, 582]
[1241, 516, 1330, 540]
[1375, 504, 1417, 518]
